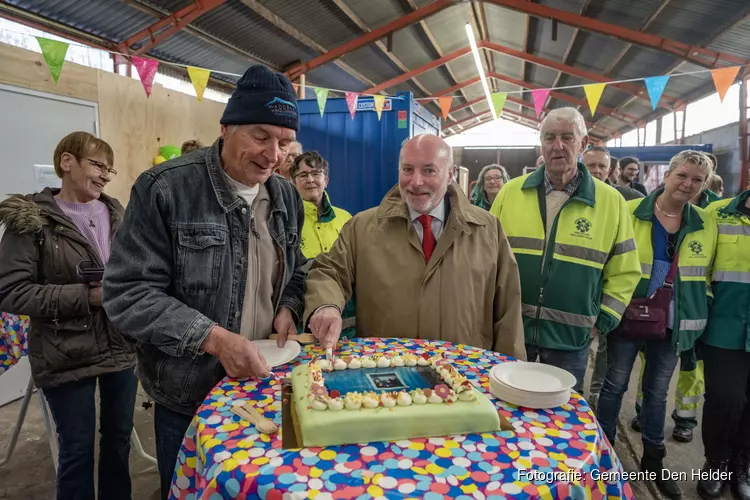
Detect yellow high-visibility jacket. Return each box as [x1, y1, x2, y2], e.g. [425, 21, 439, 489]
[490, 164, 641, 350]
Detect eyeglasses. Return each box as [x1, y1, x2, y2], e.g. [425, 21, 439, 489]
[295, 170, 325, 181]
[485, 175, 504, 182]
[85, 157, 117, 176]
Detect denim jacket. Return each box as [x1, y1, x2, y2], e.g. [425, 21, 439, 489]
[102, 139, 307, 415]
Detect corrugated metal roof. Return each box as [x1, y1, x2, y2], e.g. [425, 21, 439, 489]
[4, 0, 749, 140]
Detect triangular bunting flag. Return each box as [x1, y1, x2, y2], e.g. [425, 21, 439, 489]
[491, 92, 507, 117]
[36, 37, 69, 83]
[373, 95, 386, 120]
[345, 92, 358, 120]
[711, 66, 741, 102]
[643, 75, 670, 110]
[314, 87, 329, 117]
[438, 96, 454, 119]
[531, 89, 551, 118]
[131, 57, 159, 97]
[583, 83, 607, 116]
[187, 66, 210, 101]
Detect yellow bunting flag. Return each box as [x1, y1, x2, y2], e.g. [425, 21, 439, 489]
[438, 96, 454, 119]
[373, 95, 386, 120]
[314, 87, 329, 117]
[491, 92, 507, 118]
[583, 83, 607, 116]
[711, 66, 741, 102]
[36, 37, 69, 83]
[187, 66, 211, 102]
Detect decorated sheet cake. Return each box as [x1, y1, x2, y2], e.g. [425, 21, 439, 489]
[291, 352, 501, 447]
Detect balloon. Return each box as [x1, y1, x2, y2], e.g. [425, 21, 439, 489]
[159, 145, 181, 160]
[153, 155, 167, 165]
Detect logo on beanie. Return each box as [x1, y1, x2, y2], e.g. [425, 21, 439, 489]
[266, 97, 297, 118]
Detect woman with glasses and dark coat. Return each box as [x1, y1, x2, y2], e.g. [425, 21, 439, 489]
[470, 164, 510, 210]
[0, 132, 136, 500]
[596, 150, 717, 500]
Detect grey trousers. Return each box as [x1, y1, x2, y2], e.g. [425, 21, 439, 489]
[588, 335, 608, 409]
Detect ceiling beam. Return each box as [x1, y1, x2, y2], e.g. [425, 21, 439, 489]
[285, 0, 456, 80]
[401, 0, 477, 114]
[124, 0, 279, 70]
[602, 3, 750, 140]
[116, 0, 225, 56]
[328, 0, 453, 121]
[481, 41, 680, 111]
[364, 46, 472, 94]
[484, 0, 750, 68]
[435, 76, 481, 97]
[238, 0, 377, 88]
[544, 0, 593, 110]
[467, 1, 495, 92]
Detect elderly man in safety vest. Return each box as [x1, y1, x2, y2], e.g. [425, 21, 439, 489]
[490, 107, 641, 393]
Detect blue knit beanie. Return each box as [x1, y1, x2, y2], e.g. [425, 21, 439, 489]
[220, 65, 299, 131]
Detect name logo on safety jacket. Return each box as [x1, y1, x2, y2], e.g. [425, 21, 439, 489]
[688, 240, 703, 256]
[573, 217, 592, 239]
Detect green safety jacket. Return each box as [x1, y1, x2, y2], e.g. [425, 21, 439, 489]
[627, 189, 717, 352]
[490, 164, 641, 351]
[703, 191, 750, 351]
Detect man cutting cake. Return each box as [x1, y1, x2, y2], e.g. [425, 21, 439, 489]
[304, 134, 526, 360]
[102, 65, 307, 498]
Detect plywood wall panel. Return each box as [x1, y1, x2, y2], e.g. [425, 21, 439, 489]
[97, 68, 226, 205]
[0, 44, 97, 102]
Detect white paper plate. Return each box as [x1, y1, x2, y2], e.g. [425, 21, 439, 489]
[252, 339, 301, 368]
[489, 378, 571, 409]
[491, 361, 577, 393]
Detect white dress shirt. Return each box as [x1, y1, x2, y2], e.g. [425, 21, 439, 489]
[408, 198, 446, 243]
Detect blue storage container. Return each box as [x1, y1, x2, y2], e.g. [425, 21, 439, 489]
[607, 144, 713, 163]
[296, 91, 440, 215]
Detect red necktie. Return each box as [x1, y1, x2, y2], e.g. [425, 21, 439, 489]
[417, 214, 436, 262]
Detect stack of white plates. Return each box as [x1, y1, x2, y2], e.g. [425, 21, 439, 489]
[489, 362, 576, 409]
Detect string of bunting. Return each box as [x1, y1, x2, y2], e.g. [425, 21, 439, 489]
[29, 33, 745, 124]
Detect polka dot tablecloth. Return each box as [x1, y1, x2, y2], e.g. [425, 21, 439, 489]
[0, 313, 29, 375]
[170, 338, 634, 500]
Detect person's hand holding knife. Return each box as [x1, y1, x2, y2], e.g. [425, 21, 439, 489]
[309, 306, 343, 360]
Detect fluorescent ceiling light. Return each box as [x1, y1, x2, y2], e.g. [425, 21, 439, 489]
[465, 23, 497, 121]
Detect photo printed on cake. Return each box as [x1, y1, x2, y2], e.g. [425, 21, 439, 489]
[323, 366, 442, 395]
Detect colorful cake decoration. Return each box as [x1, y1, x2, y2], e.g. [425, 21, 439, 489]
[305, 352, 476, 411]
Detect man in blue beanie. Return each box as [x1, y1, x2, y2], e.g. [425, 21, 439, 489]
[102, 65, 307, 498]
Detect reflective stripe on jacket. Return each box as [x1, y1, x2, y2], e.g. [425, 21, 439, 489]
[703, 191, 750, 351]
[490, 163, 641, 351]
[627, 189, 717, 352]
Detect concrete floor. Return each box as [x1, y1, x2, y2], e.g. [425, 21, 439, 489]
[0, 347, 717, 500]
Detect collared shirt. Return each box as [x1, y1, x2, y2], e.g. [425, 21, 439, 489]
[408, 198, 446, 243]
[544, 169, 581, 196]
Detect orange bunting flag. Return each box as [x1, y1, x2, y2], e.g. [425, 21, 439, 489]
[583, 83, 607, 116]
[187, 66, 210, 101]
[438, 96, 454, 119]
[711, 66, 741, 102]
[373, 95, 386, 120]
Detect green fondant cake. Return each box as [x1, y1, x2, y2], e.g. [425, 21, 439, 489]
[291, 352, 501, 447]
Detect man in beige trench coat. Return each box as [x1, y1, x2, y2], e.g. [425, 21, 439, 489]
[304, 134, 526, 360]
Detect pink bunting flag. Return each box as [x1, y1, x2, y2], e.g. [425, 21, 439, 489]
[531, 89, 551, 118]
[131, 56, 159, 97]
[345, 92, 358, 120]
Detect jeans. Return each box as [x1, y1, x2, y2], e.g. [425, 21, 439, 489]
[588, 335, 608, 406]
[154, 403, 194, 500]
[525, 342, 591, 393]
[596, 332, 678, 448]
[702, 342, 750, 462]
[43, 368, 138, 500]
